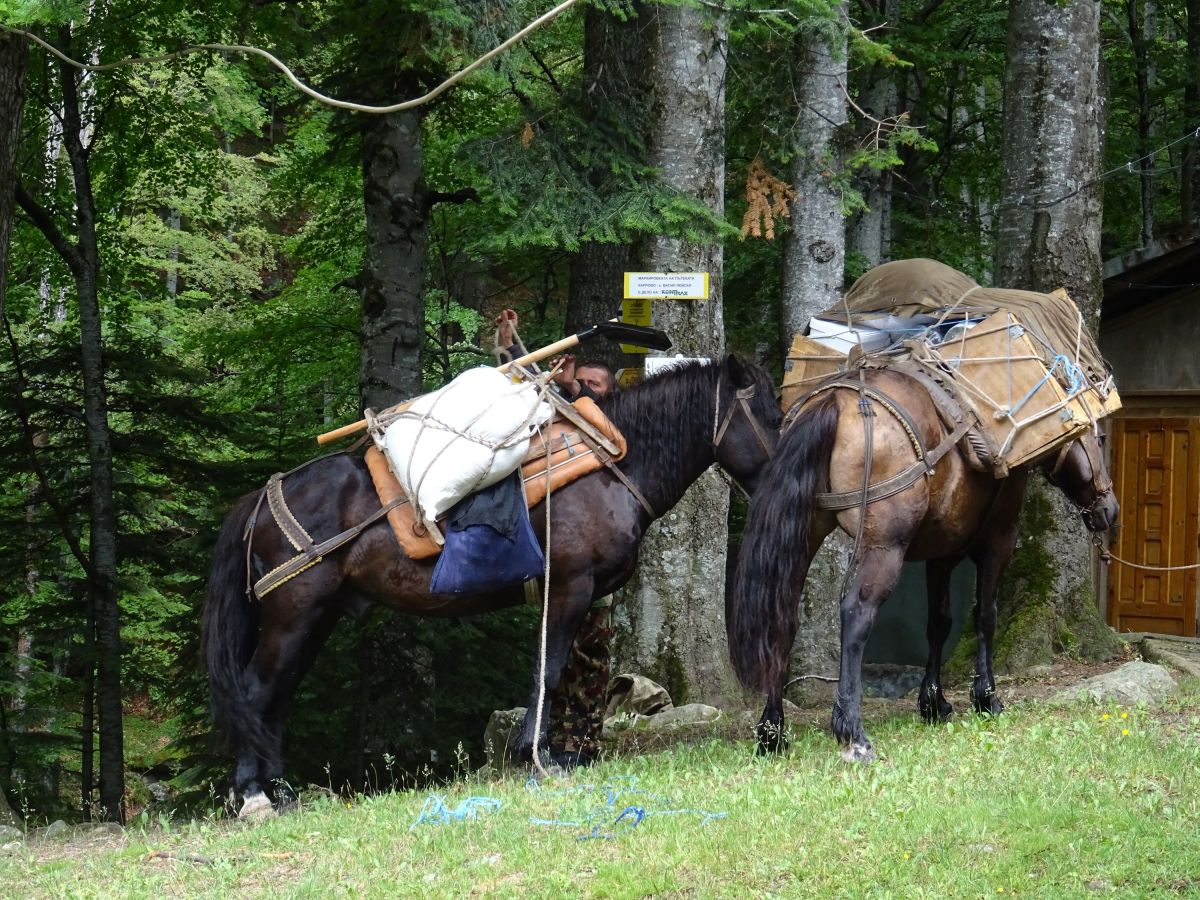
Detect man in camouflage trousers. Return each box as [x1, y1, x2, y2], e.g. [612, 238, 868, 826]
[547, 597, 613, 765]
[495, 309, 616, 767]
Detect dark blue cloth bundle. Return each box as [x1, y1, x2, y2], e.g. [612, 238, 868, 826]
[430, 471, 544, 594]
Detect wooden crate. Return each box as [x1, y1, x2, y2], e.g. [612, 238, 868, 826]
[937, 312, 1118, 470]
[781, 333, 847, 411]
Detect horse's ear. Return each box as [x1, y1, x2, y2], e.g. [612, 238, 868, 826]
[724, 353, 754, 388]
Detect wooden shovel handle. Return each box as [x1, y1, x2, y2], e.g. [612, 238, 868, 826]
[496, 332, 584, 374]
[316, 398, 416, 445]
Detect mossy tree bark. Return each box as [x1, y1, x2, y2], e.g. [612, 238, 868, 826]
[777, 5, 852, 704]
[612, 1, 737, 705]
[990, 0, 1119, 670]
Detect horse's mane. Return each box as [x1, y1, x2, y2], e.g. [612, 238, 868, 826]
[601, 356, 773, 498]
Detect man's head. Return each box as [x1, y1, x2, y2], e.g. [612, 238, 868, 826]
[576, 362, 615, 398]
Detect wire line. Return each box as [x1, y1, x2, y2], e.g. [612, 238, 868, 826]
[0, 0, 581, 114]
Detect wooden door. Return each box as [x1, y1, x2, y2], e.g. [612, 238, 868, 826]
[1107, 417, 1200, 636]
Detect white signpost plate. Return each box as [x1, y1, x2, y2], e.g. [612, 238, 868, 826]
[623, 272, 709, 300]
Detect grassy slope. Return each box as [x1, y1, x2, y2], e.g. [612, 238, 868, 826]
[3, 691, 1199, 898]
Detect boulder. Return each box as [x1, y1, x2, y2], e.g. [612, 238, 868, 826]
[629, 703, 721, 732]
[482, 707, 526, 772]
[1051, 661, 1177, 705]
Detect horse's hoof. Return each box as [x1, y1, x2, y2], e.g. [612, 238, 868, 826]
[755, 722, 788, 755]
[755, 736, 788, 756]
[238, 791, 275, 821]
[921, 696, 954, 724]
[979, 696, 1005, 716]
[841, 742, 875, 764]
[971, 687, 1005, 716]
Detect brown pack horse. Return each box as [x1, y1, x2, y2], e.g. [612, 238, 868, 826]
[204, 355, 780, 817]
[728, 368, 1118, 761]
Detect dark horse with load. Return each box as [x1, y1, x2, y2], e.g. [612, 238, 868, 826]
[204, 355, 781, 817]
[729, 260, 1120, 761]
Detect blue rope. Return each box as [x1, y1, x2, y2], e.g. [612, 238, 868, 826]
[409, 794, 502, 830]
[1007, 353, 1086, 418]
[526, 775, 725, 841]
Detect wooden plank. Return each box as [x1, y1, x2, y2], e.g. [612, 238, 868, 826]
[781, 333, 846, 411]
[941, 312, 1090, 467]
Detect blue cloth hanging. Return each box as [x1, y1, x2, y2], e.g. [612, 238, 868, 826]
[430, 471, 545, 594]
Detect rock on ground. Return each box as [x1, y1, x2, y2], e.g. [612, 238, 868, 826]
[1050, 660, 1177, 705]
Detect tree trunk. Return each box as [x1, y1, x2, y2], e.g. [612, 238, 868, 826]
[847, 0, 899, 268]
[993, 0, 1118, 667]
[359, 110, 427, 411]
[612, 2, 736, 705]
[0, 35, 29, 824]
[564, 6, 643, 374]
[778, 4, 852, 703]
[1183, 0, 1200, 226]
[0, 32, 26, 323]
[57, 31, 125, 822]
[1127, 0, 1155, 247]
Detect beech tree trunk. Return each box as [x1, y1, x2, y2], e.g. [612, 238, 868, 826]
[15, 28, 126, 821]
[612, 2, 736, 705]
[778, 5, 852, 703]
[360, 110, 428, 411]
[993, 0, 1118, 669]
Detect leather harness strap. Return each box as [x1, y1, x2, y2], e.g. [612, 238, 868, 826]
[798, 378, 973, 511]
[266, 472, 315, 553]
[253, 495, 405, 599]
[598, 447, 658, 518]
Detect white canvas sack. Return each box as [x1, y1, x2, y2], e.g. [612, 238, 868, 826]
[382, 367, 553, 534]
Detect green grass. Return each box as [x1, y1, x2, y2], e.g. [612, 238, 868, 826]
[3, 696, 1199, 898]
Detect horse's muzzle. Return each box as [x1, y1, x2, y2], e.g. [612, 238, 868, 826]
[1082, 492, 1119, 533]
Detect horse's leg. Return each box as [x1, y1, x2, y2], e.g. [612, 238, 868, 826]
[514, 579, 596, 766]
[969, 533, 1017, 716]
[919, 557, 959, 724]
[257, 604, 347, 808]
[753, 516, 836, 755]
[831, 546, 905, 763]
[235, 592, 341, 818]
[756, 686, 788, 755]
[547, 600, 613, 768]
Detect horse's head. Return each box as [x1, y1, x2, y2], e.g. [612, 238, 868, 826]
[712, 355, 782, 494]
[1042, 430, 1119, 532]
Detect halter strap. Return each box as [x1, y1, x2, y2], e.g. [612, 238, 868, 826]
[713, 374, 776, 460]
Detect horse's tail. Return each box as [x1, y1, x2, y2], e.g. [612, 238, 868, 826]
[729, 391, 840, 693]
[201, 491, 272, 759]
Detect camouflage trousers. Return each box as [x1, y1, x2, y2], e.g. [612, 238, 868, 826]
[548, 599, 613, 758]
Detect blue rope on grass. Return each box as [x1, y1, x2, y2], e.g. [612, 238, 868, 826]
[409, 794, 502, 830]
[525, 775, 725, 841]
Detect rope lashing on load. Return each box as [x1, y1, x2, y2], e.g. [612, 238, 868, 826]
[408, 794, 502, 830]
[1006, 353, 1087, 419]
